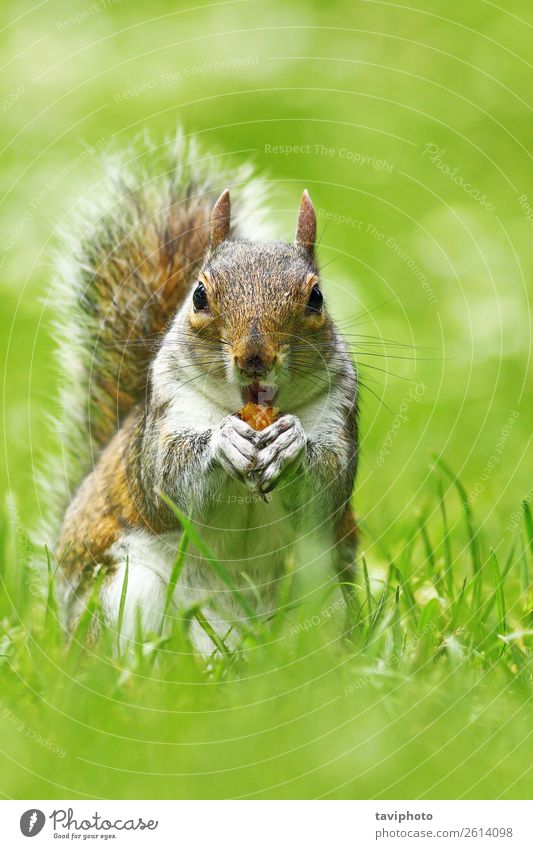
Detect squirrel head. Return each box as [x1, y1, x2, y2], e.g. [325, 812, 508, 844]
[185, 189, 333, 405]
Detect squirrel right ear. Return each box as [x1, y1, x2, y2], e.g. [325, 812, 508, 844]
[210, 189, 231, 248]
[295, 189, 317, 256]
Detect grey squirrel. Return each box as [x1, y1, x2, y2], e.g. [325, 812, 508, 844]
[52, 133, 359, 651]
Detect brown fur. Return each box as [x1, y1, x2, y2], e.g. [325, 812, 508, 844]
[53, 139, 268, 511]
[79, 199, 210, 454]
[54, 162, 359, 639]
[334, 503, 359, 582]
[189, 241, 329, 377]
[58, 410, 148, 580]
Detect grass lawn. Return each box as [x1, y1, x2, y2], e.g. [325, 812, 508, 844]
[0, 478, 531, 799]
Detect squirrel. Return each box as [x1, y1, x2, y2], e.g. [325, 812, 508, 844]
[52, 133, 359, 652]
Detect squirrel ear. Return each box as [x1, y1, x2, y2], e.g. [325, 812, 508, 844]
[295, 189, 316, 255]
[210, 189, 231, 248]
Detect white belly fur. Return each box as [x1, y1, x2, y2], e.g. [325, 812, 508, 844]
[102, 476, 298, 652]
[101, 378, 345, 651]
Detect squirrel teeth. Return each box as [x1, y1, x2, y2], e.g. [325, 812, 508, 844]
[242, 381, 277, 406]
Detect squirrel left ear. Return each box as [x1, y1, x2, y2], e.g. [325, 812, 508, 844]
[295, 189, 316, 255]
[210, 188, 231, 248]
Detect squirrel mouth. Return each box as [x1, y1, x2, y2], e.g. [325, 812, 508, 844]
[242, 381, 277, 406]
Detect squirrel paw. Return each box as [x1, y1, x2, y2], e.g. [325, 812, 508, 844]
[254, 414, 306, 494]
[212, 415, 258, 483]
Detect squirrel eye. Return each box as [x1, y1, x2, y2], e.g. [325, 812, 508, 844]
[307, 284, 323, 313]
[193, 282, 208, 311]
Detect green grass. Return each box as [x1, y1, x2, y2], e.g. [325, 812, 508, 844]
[0, 476, 531, 799]
[1, 0, 532, 800]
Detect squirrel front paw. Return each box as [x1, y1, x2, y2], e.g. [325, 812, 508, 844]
[211, 415, 258, 483]
[254, 414, 306, 494]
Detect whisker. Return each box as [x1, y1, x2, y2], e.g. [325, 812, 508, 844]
[356, 379, 395, 416]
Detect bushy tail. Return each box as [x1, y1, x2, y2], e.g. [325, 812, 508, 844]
[50, 131, 271, 515]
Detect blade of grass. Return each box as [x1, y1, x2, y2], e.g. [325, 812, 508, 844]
[142, 533, 193, 673]
[519, 532, 529, 613]
[394, 563, 418, 627]
[116, 556, 129, 654]
[362, 554, 373, 621]
[418, 596, 440, 633]
[194, 609, 231, 655]
[523, 500, 533, 564]
[419, 513, 436, 574]
[44, 540, 71, 643]
[502, 537, 518, 580]
[385, 562, 395, 596]
[449, 577, 467, 632]
[434, 457, 482, 611]
[270, 553, 295, 637]
[159, 530, 190, 635]
[134, 605, 146, 671]
[67, 568, 106, 664]
[419, 510, 444, 600]
[239, 570, 263, 608]
[437, 477, 454, 597]
[365, 583, 390, 647]
[44, 546, 59, 637]
[391, 586, 402, 663]
[364, 562, 395, 646]
[482, 539, 517, 621]
[489, 548, 507, 651]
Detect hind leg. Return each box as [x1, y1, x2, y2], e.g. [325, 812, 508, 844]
[102, 534, 242, 654]
[100, 558, 168, 645]
[332, 503, 359, 631]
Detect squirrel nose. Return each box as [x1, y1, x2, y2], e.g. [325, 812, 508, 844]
[235, 352, 273, 378]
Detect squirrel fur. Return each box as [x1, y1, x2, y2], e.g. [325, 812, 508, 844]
[51, 132, 359, 651]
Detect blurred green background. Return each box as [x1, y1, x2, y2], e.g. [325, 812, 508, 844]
[0, 0, 531, 800]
